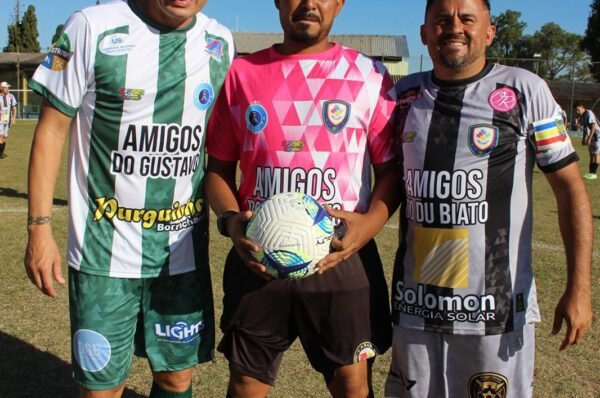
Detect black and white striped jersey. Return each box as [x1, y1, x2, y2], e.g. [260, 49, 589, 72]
[392, 63, 578, 335]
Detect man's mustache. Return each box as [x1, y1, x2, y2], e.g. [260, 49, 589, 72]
[292, 12, 322, 23]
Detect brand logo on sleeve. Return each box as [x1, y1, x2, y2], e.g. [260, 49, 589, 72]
[41, 33, 73, 71]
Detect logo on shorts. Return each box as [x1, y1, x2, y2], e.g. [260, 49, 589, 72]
[246, 103, 268, 133]
[488, 87, 518, 112]
[323, 100, 351, 134]
[468, 124, 499, 157]
[469, 372, 508, 398]
[155, 320, 205, 344]
[73, 329, 112, 372]
[194, 83, 215, 110]
[353, 341, 378, 363]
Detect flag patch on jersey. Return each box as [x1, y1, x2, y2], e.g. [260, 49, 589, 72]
[468, 124, 498, 157]
[413, 226, 469, 289]
[532, 117, 569, 153]
[42, 33, 73, 72]
[323, 100, 351, 134]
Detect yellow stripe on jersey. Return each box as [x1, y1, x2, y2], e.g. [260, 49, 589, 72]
[413, 226, 469, 289]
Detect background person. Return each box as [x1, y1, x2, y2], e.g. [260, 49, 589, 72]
[0, 81, 17, 158]
[205, 0, 400, 396]
[386, 0, 593, 397]
[23, 0, 234, 397]
[575, 102, 599, 179]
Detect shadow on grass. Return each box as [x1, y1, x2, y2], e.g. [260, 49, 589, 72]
[0, 187, 68, 206]
[0, 332, 145, 397]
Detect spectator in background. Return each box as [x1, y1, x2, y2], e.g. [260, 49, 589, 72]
[0, 81, 17, 158]
[575, 102, 599, 179]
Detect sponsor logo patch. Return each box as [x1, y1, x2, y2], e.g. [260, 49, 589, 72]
[323, 100, 351, 134]
[397, 88, 422, 109]
[488, 87, 518, 112]
[282, 140, 305, 152]
[469, 372, 508, 398]
[120, 88, 145, 101]
[205, 37, 224, 62]
[468, 124, 499, 157]
[194, 82, 214, 110]
[155, 320, 205, 344]
[353, 341, 378, 363]
[73, 329, 111, 372]
[98, 33, 136, 56]
[42, 33, 73, 71]
[246, 103, 268, 133]
[402, 131, 417, 143]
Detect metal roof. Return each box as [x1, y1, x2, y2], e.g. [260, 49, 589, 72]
[0, 52, 46, 66]
[232, 32, 409, 59]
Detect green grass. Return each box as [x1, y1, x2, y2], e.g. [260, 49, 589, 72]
[0, 121, 598, 397]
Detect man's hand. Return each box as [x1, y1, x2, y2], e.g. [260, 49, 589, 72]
[227, 210, 273, 280]
[24, 225, 65, 298]
[552, 289, 593, 350]
[315, 205, 380, 274]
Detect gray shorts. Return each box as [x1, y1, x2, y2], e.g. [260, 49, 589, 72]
[588, 138, 600, 155]
[0, 123, 9, 137]
[385, 323, 535, 398]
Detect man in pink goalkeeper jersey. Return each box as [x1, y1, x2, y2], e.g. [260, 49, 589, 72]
[205, 0, 401, 396]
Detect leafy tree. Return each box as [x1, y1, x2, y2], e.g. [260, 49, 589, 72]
[51, 24, 64, 46]
[527, 23, 586, 80]
[3, 2, 40, 52]
[488, 10, 526, 60]
[582, 0, 600, 81]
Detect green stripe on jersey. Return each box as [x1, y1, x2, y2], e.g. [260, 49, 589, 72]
[80, 26, 129, 272]
[142, 32, 188, 275]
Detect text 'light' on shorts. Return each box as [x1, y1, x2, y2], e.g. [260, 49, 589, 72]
[68, 268, 215, 390]
[218, 239, 392, 385]
[384, 323, 535, 398]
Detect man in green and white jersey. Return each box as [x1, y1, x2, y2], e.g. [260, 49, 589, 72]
[24, 1, 234, 397]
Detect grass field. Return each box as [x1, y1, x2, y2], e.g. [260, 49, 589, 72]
[0, 120, 598, 397]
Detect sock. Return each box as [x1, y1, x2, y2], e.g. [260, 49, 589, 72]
[149, 383, 192, 398]
[590, 163, 598, 174]
[0, 142, 4, 155]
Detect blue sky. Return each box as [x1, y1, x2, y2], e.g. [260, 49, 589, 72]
[0, 0, 594, 67]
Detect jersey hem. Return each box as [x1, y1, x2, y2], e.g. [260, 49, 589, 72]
[392, 317, 541, 336]
[29, 80, 77, 118]
[67, 264, 199, 279]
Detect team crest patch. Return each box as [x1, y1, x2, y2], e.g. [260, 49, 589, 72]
[73, 329, 111, 372]
[353, 342, 378, 363]
[488, 87, 518, 112]
[205, 37, 224, 62]
[469, 372, 508, 398]
[468, 124, 499, 157]
[41, 33, 73, 72]
[246, 103, 268, 133]
[194, 83, 215, 110]
[323, 100, 351, 134]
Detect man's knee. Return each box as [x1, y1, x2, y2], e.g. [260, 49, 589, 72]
[152, 368, 193, 392]
[328, 361, 371, 398]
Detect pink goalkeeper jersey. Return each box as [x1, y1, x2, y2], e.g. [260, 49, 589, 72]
[207, 44, 396, 213]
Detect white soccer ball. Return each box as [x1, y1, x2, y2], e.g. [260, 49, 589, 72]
[246, 192, 335, 279]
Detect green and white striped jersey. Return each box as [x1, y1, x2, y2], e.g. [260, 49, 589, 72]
[30, 0, 234, 278]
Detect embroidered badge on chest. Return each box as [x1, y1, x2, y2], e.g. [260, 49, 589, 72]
[323, 100, 351, 134]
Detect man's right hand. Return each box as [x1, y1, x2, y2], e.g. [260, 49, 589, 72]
[227, 210, 273, 280]
[24, 225, 65, 298]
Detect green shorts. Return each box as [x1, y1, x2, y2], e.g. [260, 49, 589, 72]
[69, 268, 214, 391]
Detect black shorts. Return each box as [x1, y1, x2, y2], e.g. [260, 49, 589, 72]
[218, 239, 392, 385]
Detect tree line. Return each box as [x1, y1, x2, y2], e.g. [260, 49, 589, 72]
[3, 0, 600, 82]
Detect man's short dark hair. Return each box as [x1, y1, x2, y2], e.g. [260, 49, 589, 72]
[425, 0, 491, 18]
[574, 102, 586, 109]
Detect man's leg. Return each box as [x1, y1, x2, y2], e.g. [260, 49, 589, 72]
[150, 369, 193, 397]
[79, 385, 126, 398]
[327, 360, 370, 398]
[228, 370, 273, 398]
